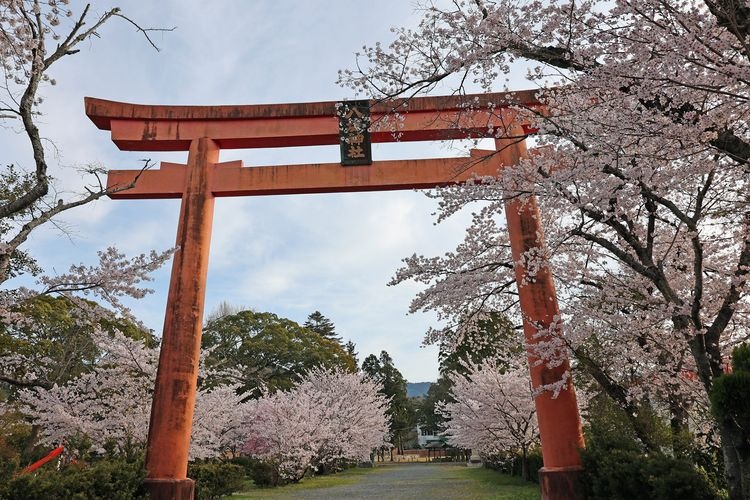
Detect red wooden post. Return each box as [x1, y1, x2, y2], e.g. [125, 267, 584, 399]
[85, 91, 585, 500]
[497, 135, 585, 500]
[143, 138, 218, 500]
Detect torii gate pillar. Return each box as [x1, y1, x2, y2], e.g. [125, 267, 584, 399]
[86, 90, 585, 500]
[144, 138, 218, 498]
[498, 134, 584, 499]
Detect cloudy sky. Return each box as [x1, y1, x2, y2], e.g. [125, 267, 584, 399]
[3, 1, 530, 382]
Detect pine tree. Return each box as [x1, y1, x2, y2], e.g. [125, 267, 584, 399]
[344, 340, 359, 366]
[303, 311, 341, 343]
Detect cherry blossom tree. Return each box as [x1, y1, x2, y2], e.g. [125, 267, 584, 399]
[0, 0, 175, 401]
[298, 367, 391, 473]
[0, 3, 176, 455]
[243, 367, 390, 483]
[342, 1, 750, 497]
[0, 1, 171, 285]
[440, 359, 539, 480]
[0, 248, 172, 394]
[14, 329, 248, 460]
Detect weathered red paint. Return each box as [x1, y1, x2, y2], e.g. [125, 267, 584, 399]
[496, 134, 584, 499]
[85, 91, 542, 151]
[143, 138, 217, 499]
[88, 91, 583, 500]
[106, 151, 511, 199]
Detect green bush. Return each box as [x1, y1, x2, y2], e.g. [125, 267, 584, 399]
[711, 343, 750, 430]
[731, 343, 750, 373]
[580, 394, 724, 499]
[245, 458, 283, 487]
[581, 447, 721, 500]
[188, 460, 246, 499]
[0, 440, 20, 484]
[0, 458, 146, 500]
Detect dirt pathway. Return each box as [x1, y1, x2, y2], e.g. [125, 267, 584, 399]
[279, 463, 536, 500]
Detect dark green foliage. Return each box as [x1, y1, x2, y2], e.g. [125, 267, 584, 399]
[188, 460, 246, 499]
[584, 394, 669, 453]
[201, 310, 357, 398]
[0, 410, 36, 474]
[710, 343, 750, 496]
[711, 371, 750, 429]
[711, 343, 750, 433]
[415, 376, 452, 436]
[245, 458, 284, 487]
[362, 351, 414, 452]
[0, 458, 147, 500]
[581, 448, 720, 500]
[731, 343, 750, 373]
[303, 311, 340, 343]
[580, 395, 724, 500]
[344, 340, 359, 366]
[0, 453, 18, 485]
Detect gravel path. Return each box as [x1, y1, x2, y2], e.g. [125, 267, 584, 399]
[284, 463, 494, 499]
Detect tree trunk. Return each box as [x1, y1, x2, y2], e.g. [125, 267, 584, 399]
[668, 394, 690, 453]
[719, 420, 750, 500]
[0, 251, 12, 285]
[21, 424, 41, 463]
[521, 446, 530, 482]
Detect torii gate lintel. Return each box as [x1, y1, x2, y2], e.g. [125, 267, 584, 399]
[107, 149, 513, 199]
[88, 90, 584, 500]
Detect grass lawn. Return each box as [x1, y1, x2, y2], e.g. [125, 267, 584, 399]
[230, 466, 378, 498]
[230, 464, 540, 499]
[451, 467, 541, 500]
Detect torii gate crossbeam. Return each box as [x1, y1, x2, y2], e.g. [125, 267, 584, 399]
[86, 90, 584, 500]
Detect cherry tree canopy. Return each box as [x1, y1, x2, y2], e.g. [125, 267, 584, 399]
[341, 1, 750, 497]
[15, 329, 247, 459]
[244, 367, 390, 482]
[440, 359, 538, 458]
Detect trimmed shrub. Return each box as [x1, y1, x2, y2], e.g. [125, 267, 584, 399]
[580, 394, 724, 499]
[246, 458, 284, 487]
[731, 343, 750, 373]
[0, 458, 146, 500]
[188, 460, 246, 499]
[580, 447, 721, 500]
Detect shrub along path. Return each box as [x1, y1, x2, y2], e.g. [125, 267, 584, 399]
[234, 463, 540, 499]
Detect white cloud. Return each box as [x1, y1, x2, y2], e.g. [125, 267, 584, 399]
[2, 1, 524, 382]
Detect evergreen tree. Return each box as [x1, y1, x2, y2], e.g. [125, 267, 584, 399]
[202, 310, 356, 398]
[303, 311, 341, 343]
[344, 340, 359, 366]
[362, 351, 414, 453]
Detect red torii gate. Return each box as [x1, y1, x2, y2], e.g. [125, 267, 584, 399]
[85, 89, 584, 500]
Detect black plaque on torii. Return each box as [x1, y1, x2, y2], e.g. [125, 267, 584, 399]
[337, 100, 372, 166]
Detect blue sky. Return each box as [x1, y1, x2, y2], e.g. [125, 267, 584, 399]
[3, 1, 529, 382]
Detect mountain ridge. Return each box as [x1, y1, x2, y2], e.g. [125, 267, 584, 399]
[406, 381, 432, 398]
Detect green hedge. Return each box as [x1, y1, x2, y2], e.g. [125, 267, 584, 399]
[580, 447, 721, 500]
[0, 457, 250, 500]
[0, 458, 146, 500]
[188, 460, 246, 499]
